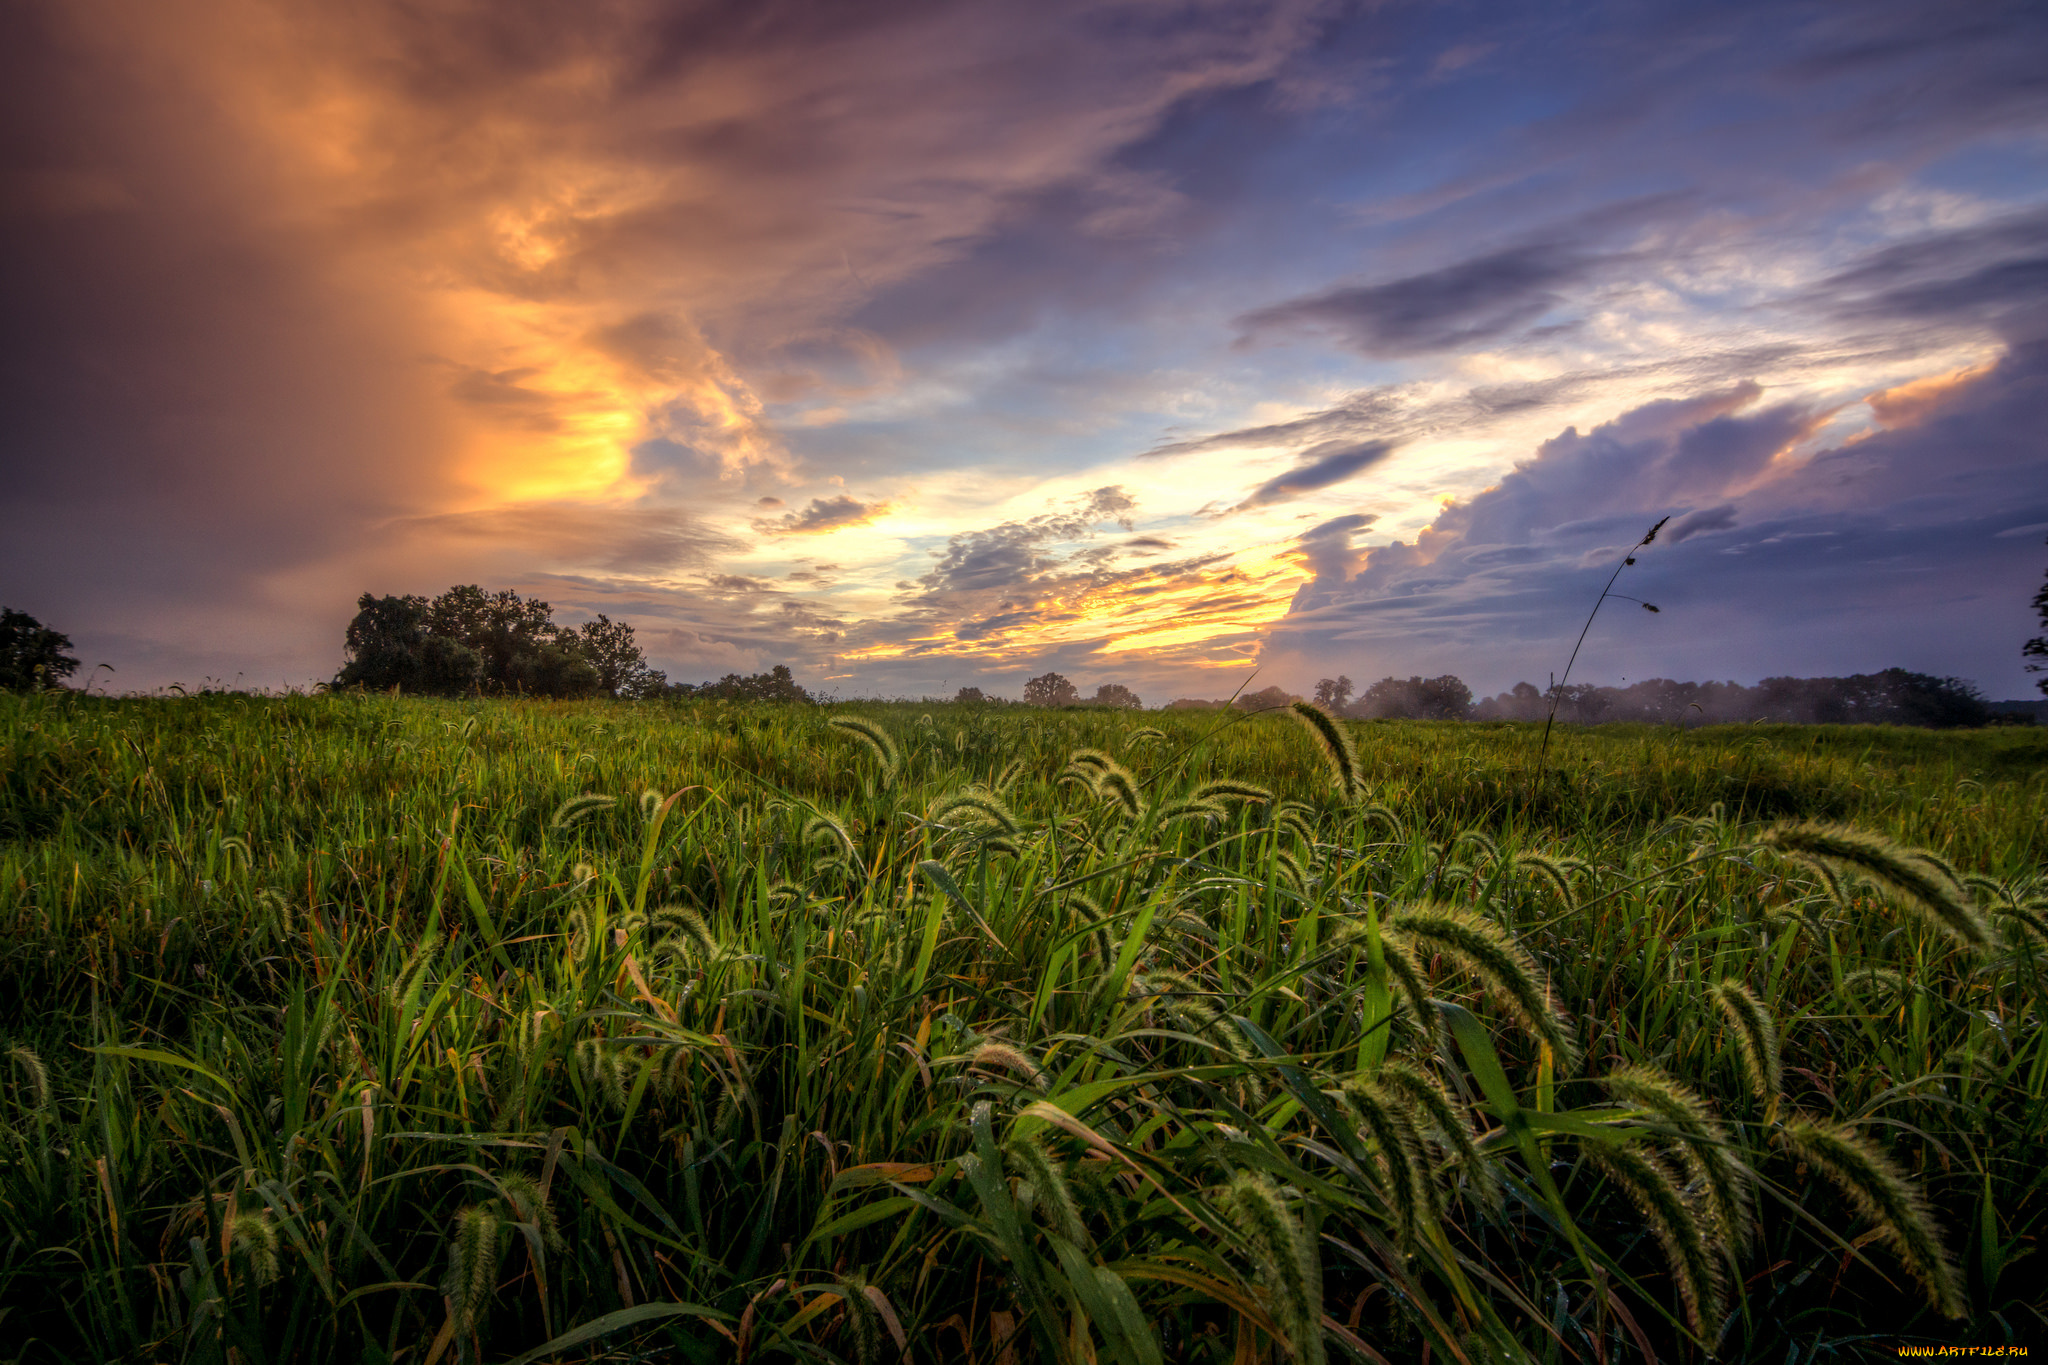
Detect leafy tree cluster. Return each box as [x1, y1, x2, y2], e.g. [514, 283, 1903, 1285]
[1355, 674, 1474, 720]
[1020, 672, 1143, 709]
[0, 608, 79, 692]
[335, 587, 665, 699]
[663, 664, 814, 704]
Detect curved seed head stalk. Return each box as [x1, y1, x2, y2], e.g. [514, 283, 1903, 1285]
[1583, 1136, 1725, 1340]
[442, 1204, 503, 1342]
[1220, 1171, 1326, 1365]
[6, 1046, 50, 1113]
[1005, 1130, 1089, 1247]
[649, 904, 719, 963]
[1093, 762, 1144, 818]
[802, 812, 857, 858]
[1514, 852, 1579, 912]
[1709, 978, 1781, 1113]
[1193, 778, 1274, 806]
[1777, 1118, 1966, 1319]
[548, 793, 616, 833]
[929, 790, 1021, 835]
[225, 1207, 282, 1287]
[1388, 903, 1579, 1073]
[956, 1041, 1048, 1092]
[1289, 701, 1361, 803]
[1759, 822, 1990, 948]
[1373, 1059, 1499, 1213]
[1604, 1064, 1753, 1254]
[829, 715, 901, 782]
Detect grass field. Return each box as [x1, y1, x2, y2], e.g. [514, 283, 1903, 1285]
[0, 691, 2043, 1362]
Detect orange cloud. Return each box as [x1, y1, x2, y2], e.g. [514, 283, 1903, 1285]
[1865, 360, 1996, 429]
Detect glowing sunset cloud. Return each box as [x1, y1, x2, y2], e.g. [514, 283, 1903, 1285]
[4, 0, 2046, 698]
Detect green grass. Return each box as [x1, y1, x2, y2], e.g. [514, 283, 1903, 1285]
[0, 691, 2043, 1362]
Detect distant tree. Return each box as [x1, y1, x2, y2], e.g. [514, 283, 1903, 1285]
[1024, 671, 1080, 707]
[1233, 684, 1300, 712]
[673, 665, 814, 703]
[2026, 549, 2048, 695]
[1313, 675, 1354, 711]
[1418, 675, 1472, 720]
[575, 614, 664, 698]
[336, 586, 627, 698]
[1090, 683, 1143, 709]
[426, 586, 561, 685]
[955, 686, 987, 703]
[335, 594, 483, 695]
[0, 608, 80, 692]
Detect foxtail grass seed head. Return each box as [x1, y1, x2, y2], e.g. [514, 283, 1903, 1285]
[1514, 852, 1578, 911]
[225, 1207, 282, 1286]
[929, 790, 1021, 835]
[1778, 1118, 1965, 1319]
[963, 1041, 1048, 1091]
[1094, 762, 1143, 817]
[443, 1205, 503, 1338]
[1373, 1060, 1498, 1212]
[549, 793, 616, 833]
[1584, 1137, 1724, 1338]
[1760, 822, 1991, 948]
[829, 715, 901, 780]
[1289, 701, 1361, 803]
[1193, 778, 1274, 805]
[1005, 1130, 1089, 1247]
[1390, 904, 1579, 1073]
[803, 812, 857, 857]
[1221, 1171, 1326, 1365]
[7, 1046, 50, 1112]
[1604, 1063, 1753, 1253]
[491, 1170, 564, 1251]
[1709, 978, 1782, 1108]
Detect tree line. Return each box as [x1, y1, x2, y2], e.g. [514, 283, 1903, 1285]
[1299, 668, 2005, 728]
[334, 587, 820, 701]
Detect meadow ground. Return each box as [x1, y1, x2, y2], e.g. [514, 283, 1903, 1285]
[0, 692, 2042, 1363]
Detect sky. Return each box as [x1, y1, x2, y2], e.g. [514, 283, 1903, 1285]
[4, 0, 2047, 703]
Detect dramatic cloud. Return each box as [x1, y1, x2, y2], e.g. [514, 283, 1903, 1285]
[1261, 333, 2048, 695]
[752, 495, 888, 536]
[3, 0, 2043, 698]
[1237, 244, 1599, 357]
[1232, 442, 1396, 512]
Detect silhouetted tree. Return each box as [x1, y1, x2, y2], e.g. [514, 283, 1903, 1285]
[0, 608, 80, 692]
[1024, 672, 1080, 707]
[1313, 675, 1354, 711]
[2026, 547, 2048, 696]
[954, 686, 987, 703]
[1089, 683, 1142, 709]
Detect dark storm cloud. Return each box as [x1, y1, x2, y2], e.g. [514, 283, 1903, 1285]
[1237, 244, 1598, 357]
[1232, 441, 1396, 512]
